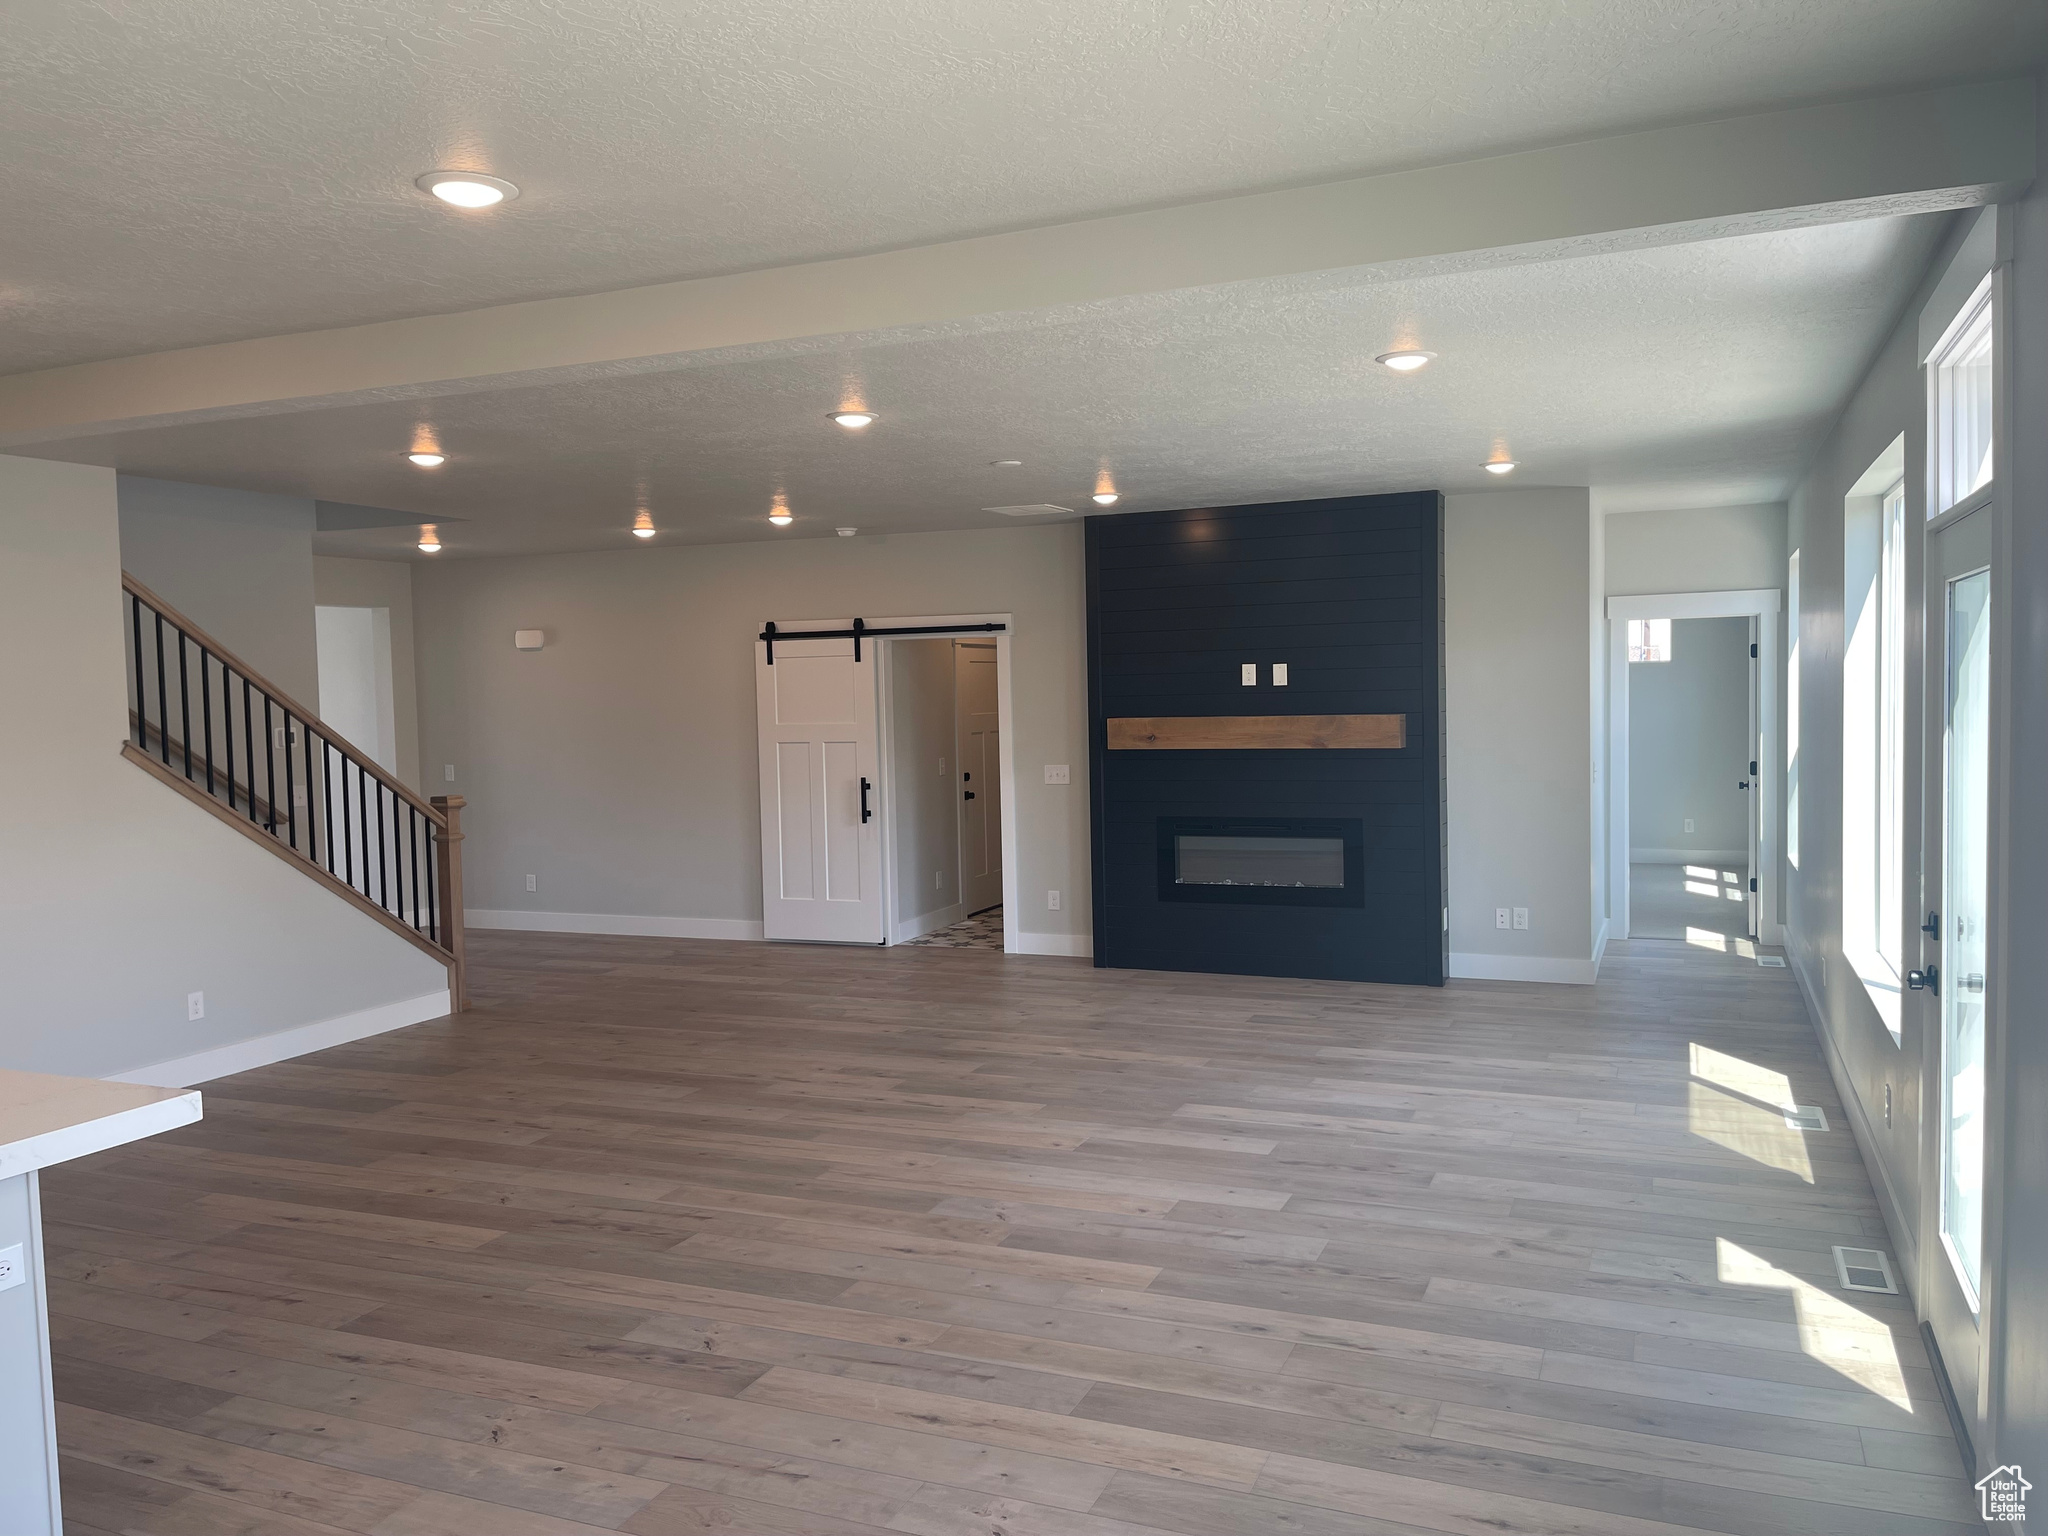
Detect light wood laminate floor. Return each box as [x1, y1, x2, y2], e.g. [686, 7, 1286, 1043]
[44, 934, 1979, 1535]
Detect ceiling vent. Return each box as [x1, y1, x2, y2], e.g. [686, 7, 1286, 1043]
[984, 504, 1075, 517]
[1784, 1104, 1829, 1132]
[1832, 1245, 1899, 1294]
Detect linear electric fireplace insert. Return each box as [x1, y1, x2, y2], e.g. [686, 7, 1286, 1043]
[1158, 817, 1364, 906]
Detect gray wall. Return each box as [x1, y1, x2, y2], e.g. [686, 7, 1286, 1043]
[117, 476, 321, 708]
[1444, 488, 1597, 975]
[1627, 617, 1751, 860]
[1606, 503, 1787, 596]
[313, 556, 422, 792]
[888, 638, 961, 932]
[0, 455, 449, 1079]
[412, 522, 1092, 948]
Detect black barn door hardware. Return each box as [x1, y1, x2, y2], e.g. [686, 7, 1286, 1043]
[860, 777, 873, 823]
[759, 618, 1006, 664]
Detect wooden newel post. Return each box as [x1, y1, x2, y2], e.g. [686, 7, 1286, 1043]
[432, 795, 469, 1012]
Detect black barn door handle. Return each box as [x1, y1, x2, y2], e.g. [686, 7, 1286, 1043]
[860, 777, 872, 823]
[964, 790, 976, 800]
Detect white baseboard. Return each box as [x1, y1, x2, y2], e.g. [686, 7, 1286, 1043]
[1449, 950, 1600, 985]
[1590, 919, 1610, 978]
[109, 989, 451, 1088]
[467, 909, 765, 941]
[1630, 848, 1747, 865]
[1012, 932, 1093, 958]
[892, 902, 966, 945]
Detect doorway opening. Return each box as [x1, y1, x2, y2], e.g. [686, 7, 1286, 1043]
[754, 613, 1017, 952]
[1607, 589, 1781, 949]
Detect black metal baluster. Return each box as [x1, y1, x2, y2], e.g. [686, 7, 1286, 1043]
[154, 613, 169, 764]
[200, 647, 215, 794]
[322, 735, 336, 876]
[262, 696, 278, 832]
[302, 717, 317, 863]
[284, 711, 297, 851]
[242, 679, 257, 822]
[409, 807, 421, 928]
[341, 758, 355, 887]
[358, 762, 371, 897]
[177, 628, 192, 778]
[224, 666, 237, 810]
[426, 822, 439, 943]
[130, 594, 146, 748]
[376, 780, 388, 910]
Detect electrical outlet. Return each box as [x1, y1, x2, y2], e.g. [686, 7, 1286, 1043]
[1044, 764, 1070, 784]
[525, 874, 537, 892]
[1496, 907, 1510, 930]
[1513, 907, 1530, 930]
[1271, 663, 1289, 686]
[1047, 890, 1061, 911]
[187, 991, 204, 1020]
[444, 764, 456, 782]
[1684, 818, 1695, 833]
[1240, 663, 1257, 686]
[0, 1243, 23, 1294]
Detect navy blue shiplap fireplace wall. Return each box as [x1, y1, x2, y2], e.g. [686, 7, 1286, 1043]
[1085, 492, 1447, 984]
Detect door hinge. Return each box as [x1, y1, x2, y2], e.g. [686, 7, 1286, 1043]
[1749, 759, 1758, 775]
[1749, 876, 1757, 892]
[1750, 642, 1758, 658]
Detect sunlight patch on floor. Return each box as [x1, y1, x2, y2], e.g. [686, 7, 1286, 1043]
[1688, 1043, 1811, 1182]
[1718, 1239, 1913, 1409]
[1685, 926, 1758, 957]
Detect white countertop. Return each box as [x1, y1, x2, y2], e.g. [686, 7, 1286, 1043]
[0, 1070, 202, 1179]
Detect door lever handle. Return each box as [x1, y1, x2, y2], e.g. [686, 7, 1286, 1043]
[1908, 965, 1940, 997]
[860, 777, 872, 824]
[1737, 779, 1751, 790]
[963, 790, 976, 800]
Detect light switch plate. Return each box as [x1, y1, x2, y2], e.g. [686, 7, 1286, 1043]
[444, 765, 456, 782]
[1240, 663, 1257, 686]
[1272, 663, 1289, 686]
[1047, 890, 1061, 911]
[0, 1243, 22, 1293]
[1043, 764, 1070, 784]
[515, 629, 545, 650]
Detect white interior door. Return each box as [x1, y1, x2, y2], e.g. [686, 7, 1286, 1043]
[955, 641, 1002, 914]
[757, 635, 884, 943]
[1916, 504, 1993, 1430]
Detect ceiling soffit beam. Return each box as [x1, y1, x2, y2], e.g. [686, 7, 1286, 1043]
[0, 76, 2032, 450]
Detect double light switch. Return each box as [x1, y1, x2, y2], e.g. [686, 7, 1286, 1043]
[1241, 663, 1289, 686]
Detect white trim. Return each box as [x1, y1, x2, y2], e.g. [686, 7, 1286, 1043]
[1604, 589, 1782, 945]
[1011, 932, 1092, 958]
[108, 990, 451, 1088]
[1590, 919, 1609, 978]
[1629, 847, 1748, 865]
[469, 909, 764, 941]
[892, 902, 967, 945]
[0, 1080, 202, 1178]
[1448, 951, 1600, 985]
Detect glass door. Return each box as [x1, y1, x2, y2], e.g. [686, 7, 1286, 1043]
[1917, 505, 1992, 1427]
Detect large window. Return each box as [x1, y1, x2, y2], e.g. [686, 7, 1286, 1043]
[1931, 273, 1995, 515]
[1842, 474, 1908, 1033]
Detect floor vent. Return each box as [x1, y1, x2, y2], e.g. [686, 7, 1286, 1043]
[1756, 955, 1787, 968]
[1784, 1104, 1829, 1132]
[1834, 1245, 1900, 1294]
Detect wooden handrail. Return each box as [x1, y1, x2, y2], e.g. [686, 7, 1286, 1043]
[122, 571, 446, 828]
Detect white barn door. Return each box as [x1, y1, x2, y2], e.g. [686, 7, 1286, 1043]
[756, 635, 884, 943]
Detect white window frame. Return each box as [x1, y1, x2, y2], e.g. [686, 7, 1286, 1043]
[1786, 550, 1800, 871]
[1842, 470, 1909, 1037]
[1928, 273, 1996, 519]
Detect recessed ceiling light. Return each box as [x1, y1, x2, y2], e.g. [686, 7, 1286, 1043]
[1092, 492, 1120, 506]
[407, 451, 445, 467]
[768, 495, 793, 527]
[1484, 460, 1517, 475]
[417, 525, 442, 553]
[415, 171, 519, 208]
[632, 511, 657, 538]
[1375, 350, 1436, 372]
[837, 527, 858, 537]
[829, 410, 875, 429]
[991, 459, 1023, 467]
[632, 526, 657, 538]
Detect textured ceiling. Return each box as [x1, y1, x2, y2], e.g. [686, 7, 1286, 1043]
[37, 215, 1944, 555]
[3, 0, 2038, 374]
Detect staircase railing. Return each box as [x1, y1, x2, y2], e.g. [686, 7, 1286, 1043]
[119, 573, 467, 1008]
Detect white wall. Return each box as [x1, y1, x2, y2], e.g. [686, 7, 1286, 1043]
[116, 476, 321, 707]
[1444, 488, 1598, 981]
[315, 605, 396, 771]
[313, 556, 422, 792]
[886, 638, 962, 936]
[0, 455, 449, 1081]
[414, 523, 1089, 948]
[1627, 617, 1751, 861]
[1605, 503, 1787, 595]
